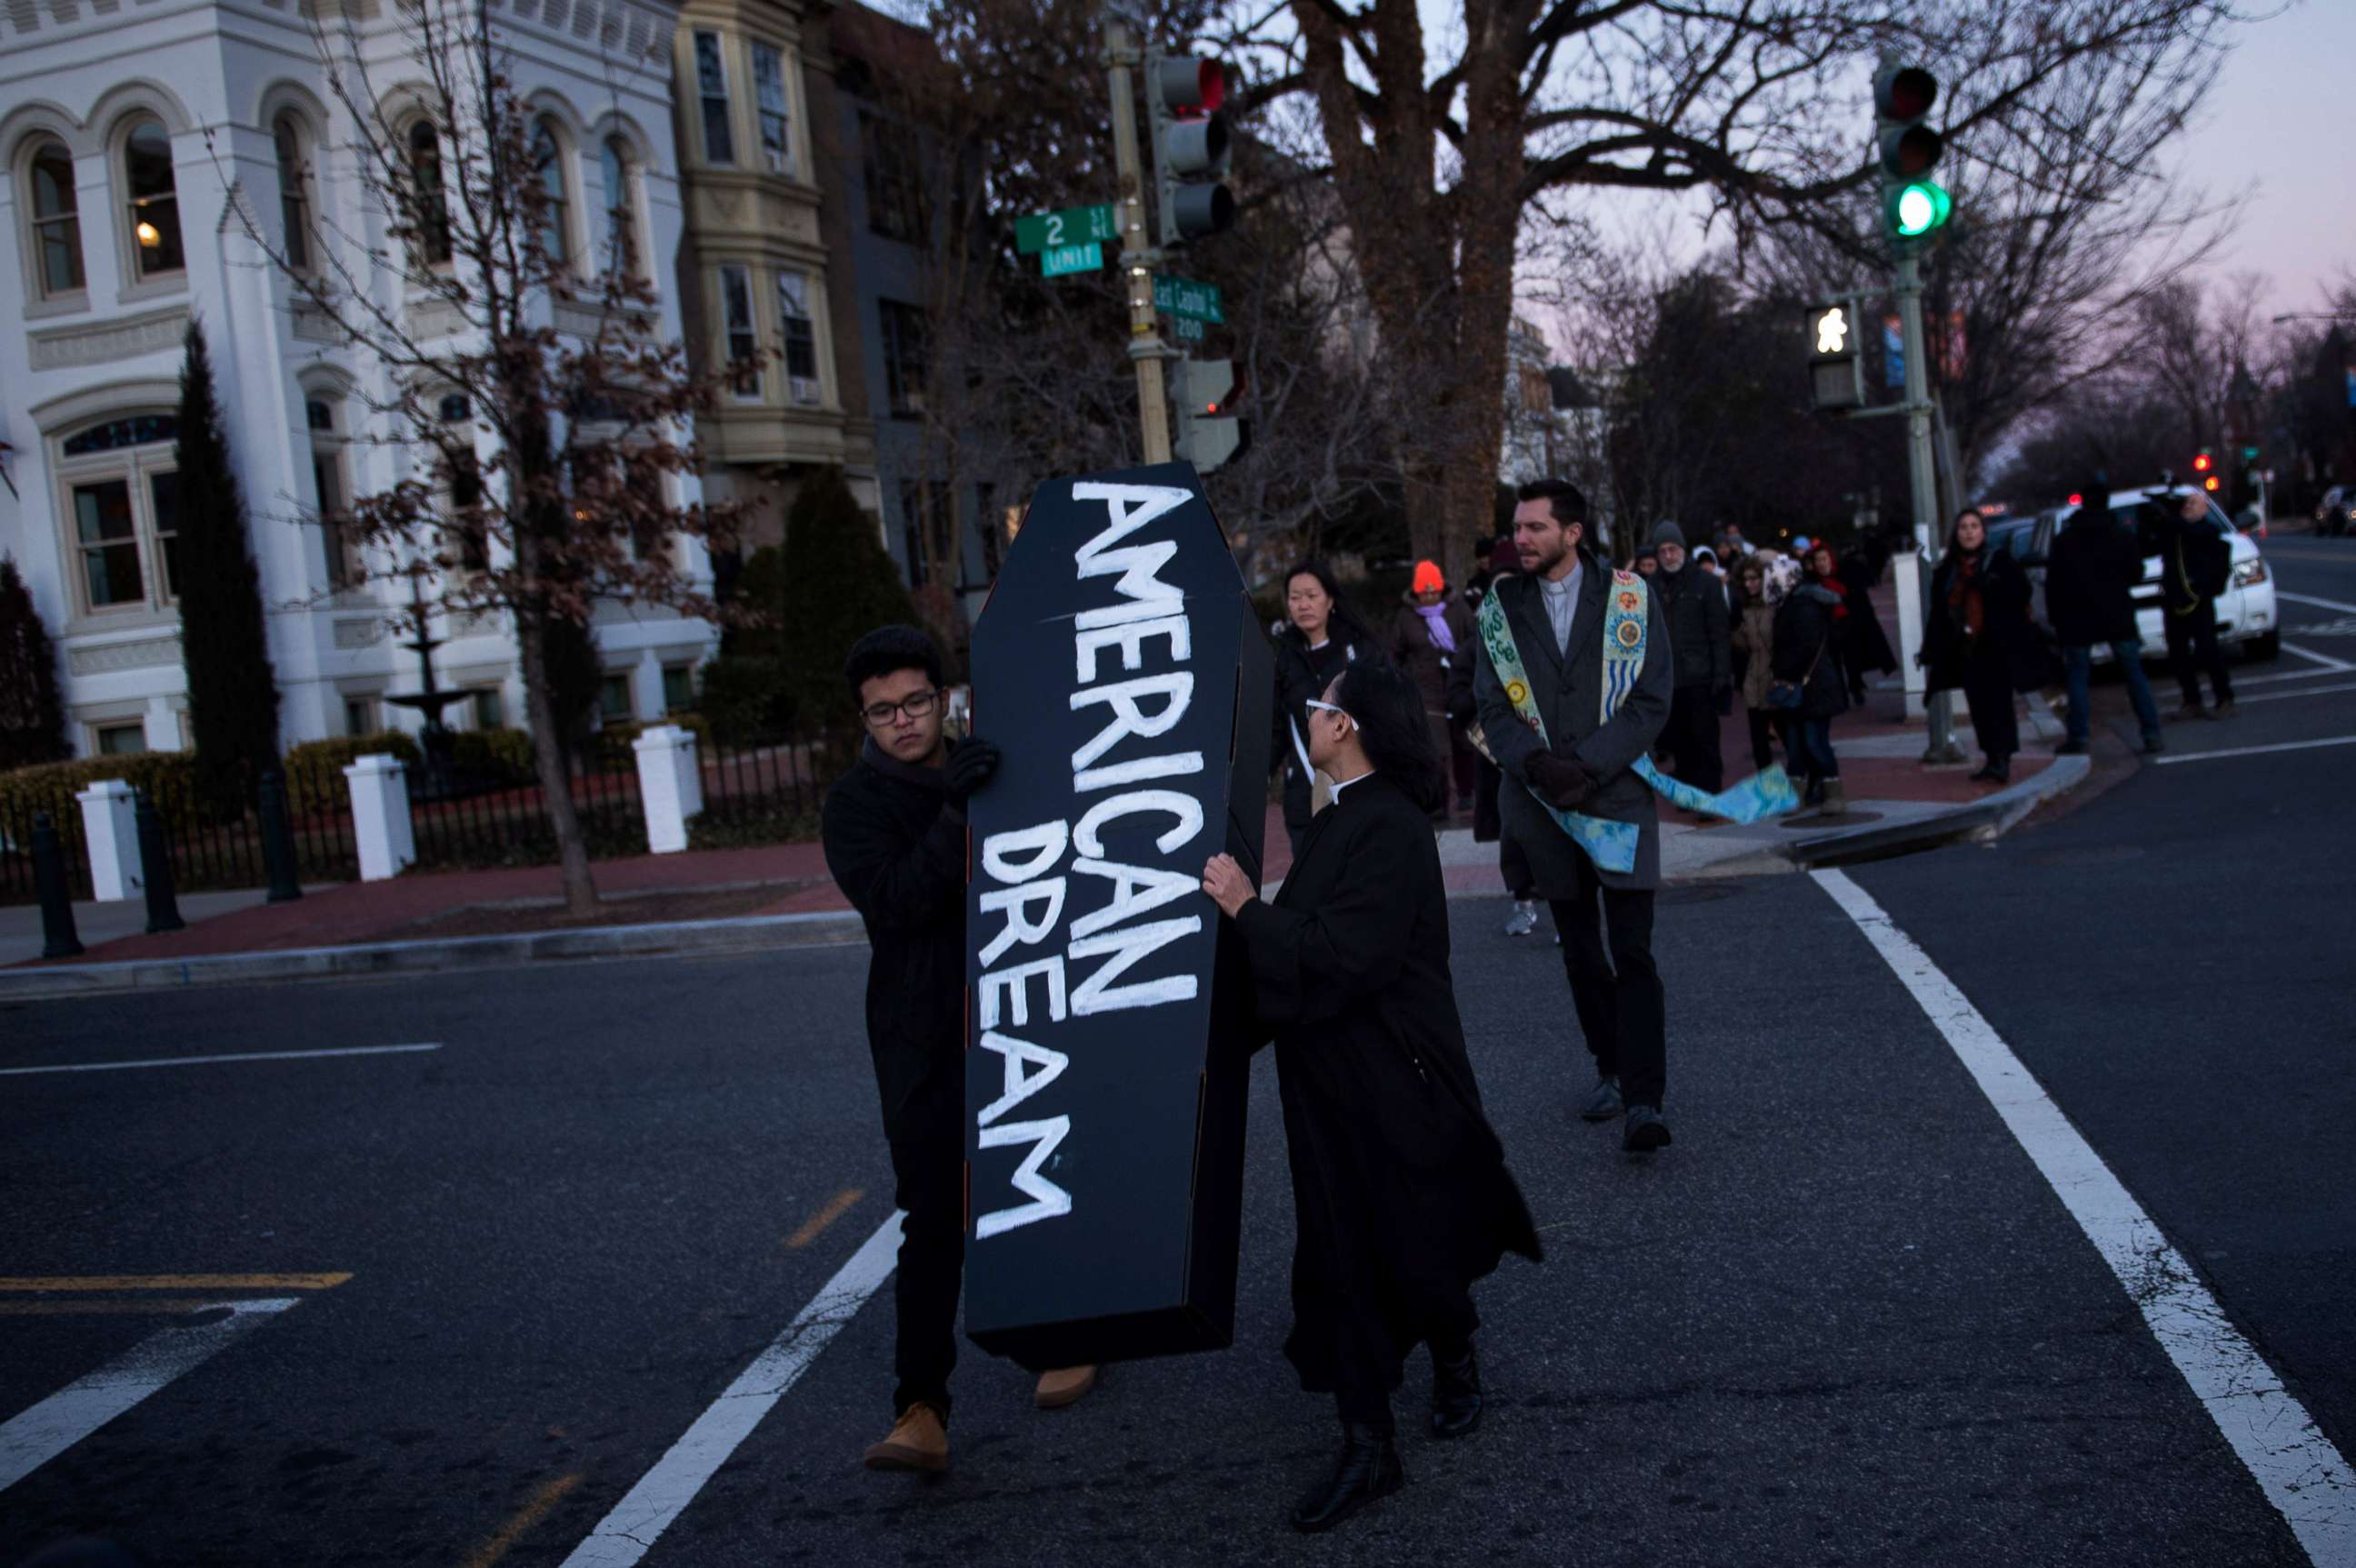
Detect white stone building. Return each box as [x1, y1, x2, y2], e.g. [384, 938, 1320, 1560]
[0, 0, 718, 761]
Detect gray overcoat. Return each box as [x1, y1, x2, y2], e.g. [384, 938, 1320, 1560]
[1472, 561, 1675, 893]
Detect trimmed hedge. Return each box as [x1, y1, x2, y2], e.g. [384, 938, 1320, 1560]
[0, 750, 209, 837]
[593, 714, 710, 764]
[450, 726, 537, 786]
[696, 654, 790, 746]
[284, 732, 424, 817]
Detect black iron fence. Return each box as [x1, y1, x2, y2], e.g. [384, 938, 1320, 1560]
[0, 726, 837, 905]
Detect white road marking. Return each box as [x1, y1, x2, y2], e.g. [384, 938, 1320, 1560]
[2278, 590, 2356, 615]
[559, 1212, 903, 1568]
[2153, 734, 2356, 766]
[0, 1298, 296, 1493]
[2240, 665, 2349, 688]
[2234, 680, 2356, 705]
[1813, 871, 2356, 1567]
[2281, 642, 2356, 674]
[0, 1044, 443, 1077]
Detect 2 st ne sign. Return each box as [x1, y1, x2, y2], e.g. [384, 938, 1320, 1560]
[1016, 205, 1118, 255]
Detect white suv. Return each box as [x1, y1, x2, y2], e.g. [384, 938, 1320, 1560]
[2025, 485, 2279, 662]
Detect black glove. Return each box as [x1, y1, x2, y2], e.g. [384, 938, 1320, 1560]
[1525, 752, 1595, 813]
[944, 737, 1002, 804]
[1446, 691, 1477, 724]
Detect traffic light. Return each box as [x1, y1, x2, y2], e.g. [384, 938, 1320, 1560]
[1807, 297, 1864, 411]
[1147, 51, 1234, 245]
[2193, 447, 2220, 493]
[1874, 65, 1951, 251]
[1172, 357, 1248, 473]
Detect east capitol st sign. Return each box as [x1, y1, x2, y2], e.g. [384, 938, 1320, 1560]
[961, 464, 1273, 1372]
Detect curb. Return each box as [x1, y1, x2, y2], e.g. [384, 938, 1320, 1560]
[0, 909, 869, 1002]
[1779, 754, 2091, 869]
[7, 760, 2095, 1002]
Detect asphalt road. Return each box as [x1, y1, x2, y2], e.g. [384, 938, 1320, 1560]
[2, 538, 2350, 1568]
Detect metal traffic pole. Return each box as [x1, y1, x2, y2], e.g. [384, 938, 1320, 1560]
[1895, 252, 1964, 764]
[1102, 7, 1173, 464]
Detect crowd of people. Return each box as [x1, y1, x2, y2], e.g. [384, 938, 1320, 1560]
[814, 474, 2226, 1536]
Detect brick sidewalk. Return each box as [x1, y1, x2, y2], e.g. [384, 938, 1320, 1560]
[9, 807, 1303, 970]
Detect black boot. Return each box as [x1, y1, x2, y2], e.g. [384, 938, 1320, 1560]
[1289, 1422, 1404, 1533]
[1431, 1346, 1482, 1439]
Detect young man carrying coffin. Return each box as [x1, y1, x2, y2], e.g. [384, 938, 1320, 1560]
[819, 626, 1097, 1473]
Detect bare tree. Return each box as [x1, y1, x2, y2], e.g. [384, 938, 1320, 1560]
[220, 0, 740, 914]
[1211, 0, 2248, 583]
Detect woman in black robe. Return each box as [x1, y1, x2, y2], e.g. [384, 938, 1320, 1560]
[1203, 661, 1540, 1534]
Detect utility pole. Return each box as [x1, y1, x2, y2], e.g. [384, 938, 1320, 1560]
[1101, 9, 1172, 463]
[1896, 255, 1964, 763]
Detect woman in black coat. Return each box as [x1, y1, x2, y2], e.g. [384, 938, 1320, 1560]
[1270, 560, 1383, 857]
[1203, 661, 1539, 1535]
[1924, 508, 2045, 783]
[1769, 555, 1851, 810]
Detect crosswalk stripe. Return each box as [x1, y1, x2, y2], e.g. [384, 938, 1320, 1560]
[1815, 870, 2356, 1567]
[0, 1298, 296, 1493]
[557, 1213, 903, 1567]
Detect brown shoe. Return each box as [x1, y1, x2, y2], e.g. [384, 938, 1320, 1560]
[1033, 1364, 1099, 1409]
[864, 1402, 948, 1472]
[2211, 700, 2236, 718]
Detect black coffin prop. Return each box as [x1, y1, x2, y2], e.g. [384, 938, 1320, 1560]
[963, 463, 1273, 1373]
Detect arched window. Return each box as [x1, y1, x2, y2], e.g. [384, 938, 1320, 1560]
[274, 115, 314, 273]
[532, 119, 570, 267]
[121, 116, 184, 278]
[26, 138, 85, 297]
[407, 120, 452, 266]
[598, 136, 638, 274]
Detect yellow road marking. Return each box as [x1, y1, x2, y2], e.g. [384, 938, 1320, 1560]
[0, 1299, 251, 1316]
[784, 1188, 864, 1250]
[459, 1472, 582, 1568]
[0, 1273, 353, 1292]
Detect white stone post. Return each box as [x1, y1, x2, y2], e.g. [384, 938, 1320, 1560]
[634, 723, 703, 854]
[1892, 550, 1928, 720]
[344, 754, 416, 882]
[75, 779, 143, 902]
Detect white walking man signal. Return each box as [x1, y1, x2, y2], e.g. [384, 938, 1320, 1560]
[1816, 307, 1849, 356]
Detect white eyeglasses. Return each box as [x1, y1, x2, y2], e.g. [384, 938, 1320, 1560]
[1304, 699, 1353, 726]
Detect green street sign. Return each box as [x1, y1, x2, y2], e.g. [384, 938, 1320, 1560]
[1016, 205, 1117, 255]
[1171, 315, 1206, 344]
[1041, 241, 1104, 278]
[1154, 275, 1223, 324]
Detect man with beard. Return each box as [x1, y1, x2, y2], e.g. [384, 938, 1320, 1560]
[1473, 481, 1677, 1151]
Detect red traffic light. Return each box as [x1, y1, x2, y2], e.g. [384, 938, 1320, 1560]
[2067, 493, 2083, 506]
[1154, 55, 1225, 114]
[2192, 453, 2212, 473]
[1875, 65, 1938, 121]
[2203, 474, 2221, 492]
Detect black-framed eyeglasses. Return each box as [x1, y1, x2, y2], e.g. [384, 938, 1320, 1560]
[862, 688, 940, 726]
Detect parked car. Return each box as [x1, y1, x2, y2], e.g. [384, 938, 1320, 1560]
[2316, 485, 2355, 537]
[2013, 484, 2279, 664]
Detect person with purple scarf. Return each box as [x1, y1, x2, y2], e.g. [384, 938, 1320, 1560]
[1391, 559, 1478, 819]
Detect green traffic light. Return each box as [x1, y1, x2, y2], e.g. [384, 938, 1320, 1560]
[1892, 181, 1952, 238]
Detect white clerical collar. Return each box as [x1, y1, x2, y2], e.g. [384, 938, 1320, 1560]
[1541, 559, 1582, 594]
[1328, 768, 1375, 799]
